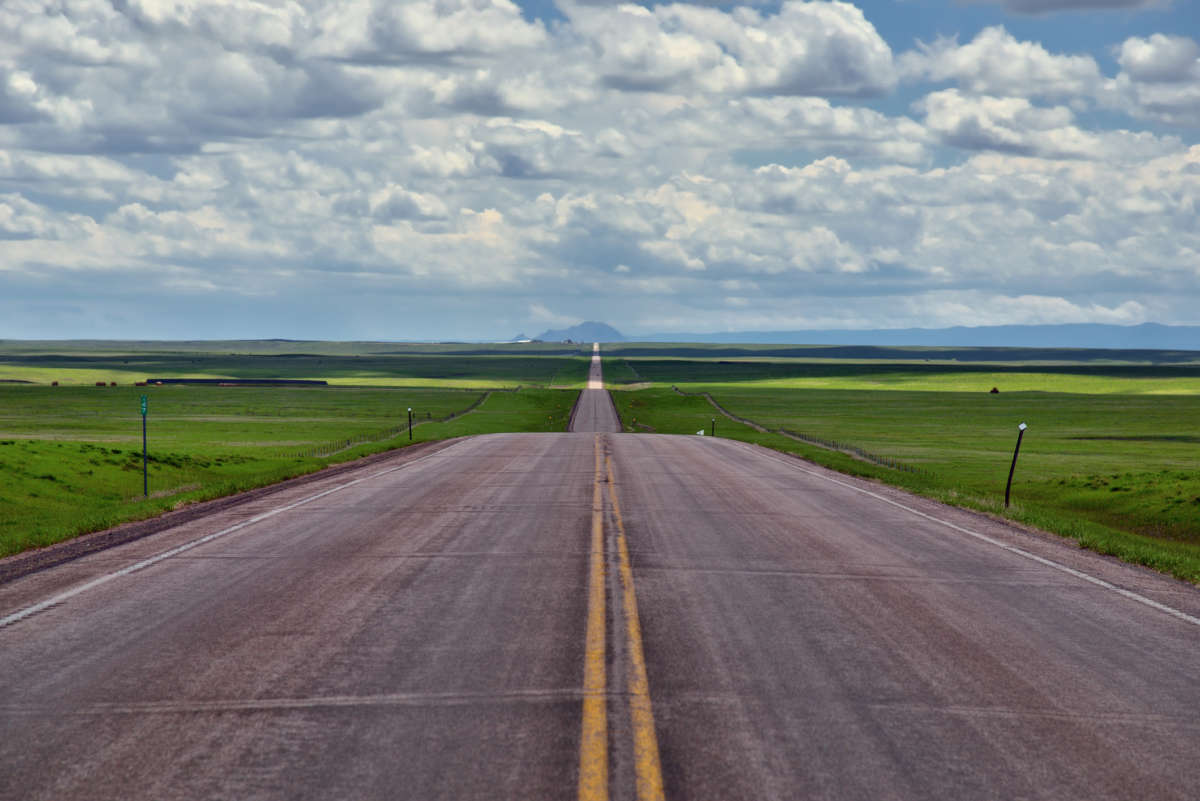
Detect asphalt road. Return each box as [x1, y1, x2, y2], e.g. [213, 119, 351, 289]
[3, 349, 1200, 799]
[570, 342, 621, 434]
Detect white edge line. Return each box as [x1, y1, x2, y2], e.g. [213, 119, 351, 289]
[0, 443, 465, 629]
[743, 444, 1200, 629]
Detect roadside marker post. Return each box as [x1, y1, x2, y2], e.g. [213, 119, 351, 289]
[140, 395, 149, 498]
[711, 418, 716, 437]
[408, 407, 413, 441]
[1004, 422, 1027, 509]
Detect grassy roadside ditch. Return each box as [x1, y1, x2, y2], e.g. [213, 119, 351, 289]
[612, 384, 1200, 584]
[0, 385, 578, 558]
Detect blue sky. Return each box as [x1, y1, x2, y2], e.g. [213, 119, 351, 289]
[1, 0, 1198, 340]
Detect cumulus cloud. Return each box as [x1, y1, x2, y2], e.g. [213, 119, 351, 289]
[899, 294, 1149, 327]
[731, 97, 930, 163]
[899, 26, 1200, 131]
[0, 192, 65, 239]
[1117, 33, 1200, 82]
[915, 89, 1098, 157]
[368, 185, 449, 220]
[307, 0, 547, 62]
[912, 88, 1180, 161]
[567, 1, 896, 97]
[1109, 34, 1200, 125]
[899, 27, 1104, 100]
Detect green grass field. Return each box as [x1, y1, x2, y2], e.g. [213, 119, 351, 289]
[609, 355, 1200, 583]
[5, 339, 1200, 583]
[0, 343, 585, 557]
[605, 342, 1200, 365]
[604, 357, 1200, 394]
[0, 341, 592, 389]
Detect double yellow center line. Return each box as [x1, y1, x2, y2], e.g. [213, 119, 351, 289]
[579, 437, 609, 798]
[579, 435, 666, 801]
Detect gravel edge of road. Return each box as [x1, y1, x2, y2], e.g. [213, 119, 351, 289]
[0, 438, 465, 585]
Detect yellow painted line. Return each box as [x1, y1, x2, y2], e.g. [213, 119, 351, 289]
[607, 455, 667, 801]
[578, 435, 609, 801]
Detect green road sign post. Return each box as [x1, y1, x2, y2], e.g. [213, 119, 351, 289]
[141, 395, 148, 498]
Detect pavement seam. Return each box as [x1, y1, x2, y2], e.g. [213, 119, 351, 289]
[3, 689, 595, 715]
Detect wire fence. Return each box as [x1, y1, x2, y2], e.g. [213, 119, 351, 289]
[283, 391, 492, 459]
[776, 429, 927, 475]
[672, 386, 930, 476]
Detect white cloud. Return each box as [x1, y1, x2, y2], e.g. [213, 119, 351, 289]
[732, 96, 931, 163]
[368, 185, 449, 220]
[1, 0, 1198, 338]
[915, 89, 1099, 157]
[0, 192, 68, 239]
[1109, 34, 1200, 126]
[567, 1, 896, 97]
[307, 0, 547, 61]
[1117, 33, 1200, 82]
[911, 89, 1181, 161]
[903, 294, 1149, 327]
[899, 26, 1104, 100]
[897, 26, 1200, 132]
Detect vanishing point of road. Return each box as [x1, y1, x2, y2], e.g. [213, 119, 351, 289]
[3, 344, 1200, 799]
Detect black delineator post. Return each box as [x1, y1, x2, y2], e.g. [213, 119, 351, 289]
[408, 407, 413, 441]
[1005, 422, 1028, 509]
[711, 418, 716, 437]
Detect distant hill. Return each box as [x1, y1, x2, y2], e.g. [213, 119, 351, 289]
[633, 323, 1200, 351]
[536, 321, 625, 342]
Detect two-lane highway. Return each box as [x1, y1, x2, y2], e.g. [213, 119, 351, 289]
[3, 345, 1200, 799]
[570, 342, 621, 434]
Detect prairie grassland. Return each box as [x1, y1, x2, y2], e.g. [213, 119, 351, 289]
[606, 357, 1200, 395]
[0, 382, 577, 557]
[0, 339, 590, 357]
[606, 342, 1200, 365]
[0, 341, 591, 558]
[610, 357, 1200, 583]
[0, 344, 592, 389]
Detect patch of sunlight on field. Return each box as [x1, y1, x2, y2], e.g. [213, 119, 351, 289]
[0, 365, 244, 385]
[723, 373, 1200, 395]
[0, 370, 570, 391]
[1, 365, 148, 385]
